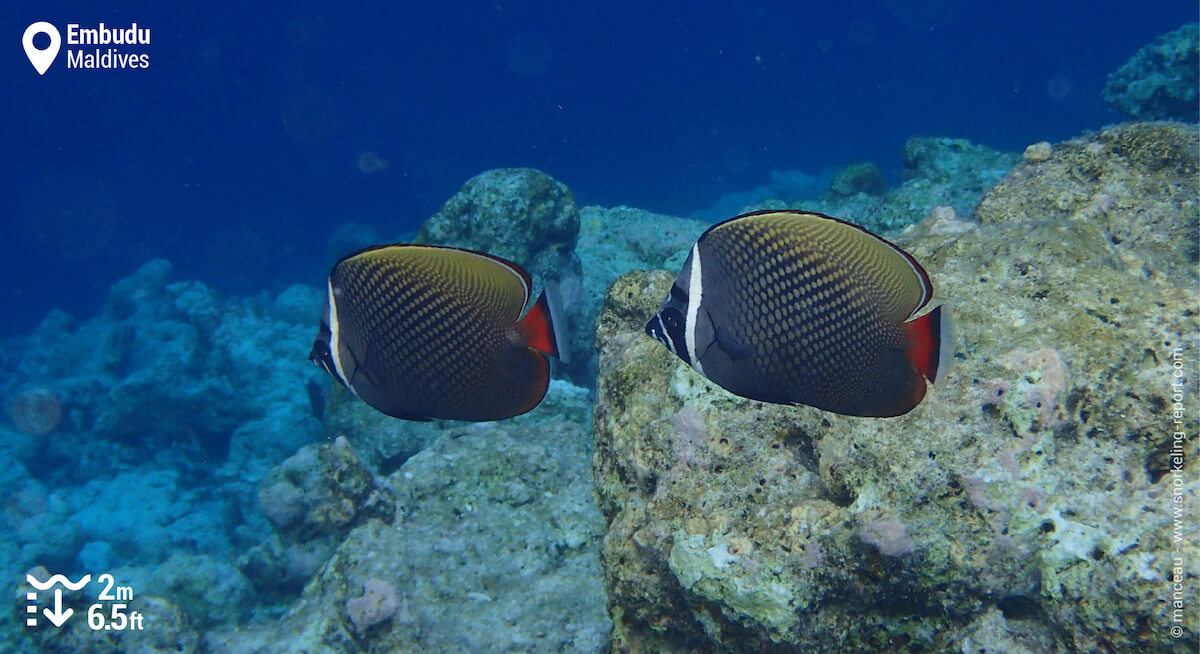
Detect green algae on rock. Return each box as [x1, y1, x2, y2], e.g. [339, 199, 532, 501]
[592, 123, 1199, 653]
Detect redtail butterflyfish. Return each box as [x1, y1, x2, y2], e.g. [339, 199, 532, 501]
[646, 210, 950, 417]
[311, 244, 567, 422]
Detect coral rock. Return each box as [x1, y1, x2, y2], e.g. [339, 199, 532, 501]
[345, 578, 401, 635]
[1022, 141, 1053, 163]
[1103, 23, 1200, 122]
[592, 123, 1200, 652]
[828, 161, 886, 198]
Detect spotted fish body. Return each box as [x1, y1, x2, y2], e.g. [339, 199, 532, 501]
[310, 244, 563, 422]
[646, 210, 949, 417]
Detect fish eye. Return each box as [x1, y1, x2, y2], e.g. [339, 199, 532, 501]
[309, 341, 329, 364]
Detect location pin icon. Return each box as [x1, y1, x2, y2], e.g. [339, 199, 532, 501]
[23, 22, 61, 75]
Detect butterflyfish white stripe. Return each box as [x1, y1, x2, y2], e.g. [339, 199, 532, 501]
[684, 243, 705, 377]
[326, 278, 356, 397]
[656, 315, 676, 356]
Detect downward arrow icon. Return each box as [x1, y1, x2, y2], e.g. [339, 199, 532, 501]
[43, 589, 73, 627]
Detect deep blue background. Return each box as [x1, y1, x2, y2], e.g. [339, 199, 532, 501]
[1, 1, 1194, 336]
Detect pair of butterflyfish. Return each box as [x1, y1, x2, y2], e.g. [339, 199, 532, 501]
[310, 210, 950, 421]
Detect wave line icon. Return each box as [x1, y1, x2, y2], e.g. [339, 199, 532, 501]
[27, 573, 91, 591]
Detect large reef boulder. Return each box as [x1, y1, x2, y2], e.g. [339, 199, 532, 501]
[592, 123, 1199, 652]
[415, 168, 590, 380]
[415, 171, 710, 384]
[977, 121, 1199, 273]
[240, 438, 397, 594]
[1104, 24, 1199, 123]
[415, 168, 580, 284]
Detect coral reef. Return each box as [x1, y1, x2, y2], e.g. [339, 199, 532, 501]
[330, 149, 1016, 389]
[1, 260, 323, 482]
[0, 262, 324, 652]
[890, 136, 1020, 220]
[204, 382, 610, 653]
[240, 438, 396, 595]
[697, 138, 1018, 235]
[1104, 23, 1199, 122]
[1, 238, 605, 652]
[3, 118, 1194, 653]
[592, 123, 1199, 652]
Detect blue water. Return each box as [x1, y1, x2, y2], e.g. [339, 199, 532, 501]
[0, 2, 1192, 335]
[1, 2, 1191, 335]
